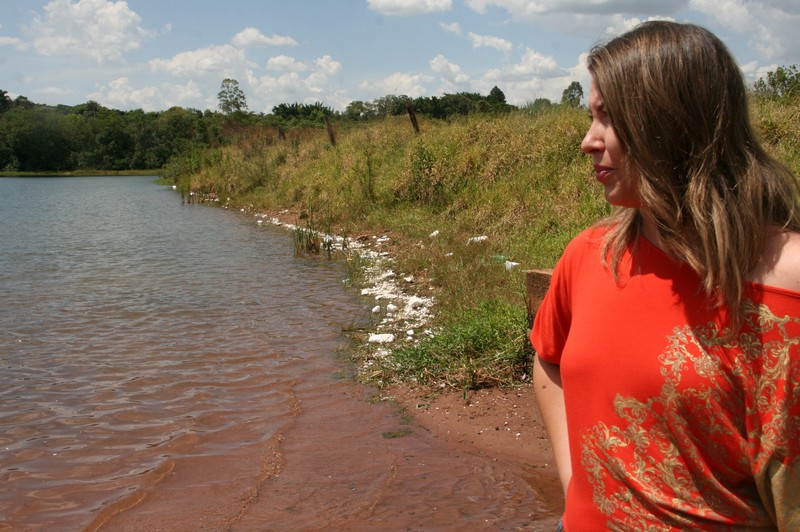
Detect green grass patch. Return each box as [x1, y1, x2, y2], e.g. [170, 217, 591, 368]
[374, 300, 529, 391]
[160, 98, 800, 393]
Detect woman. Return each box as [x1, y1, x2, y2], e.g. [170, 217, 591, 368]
[531, 21, 800, 530]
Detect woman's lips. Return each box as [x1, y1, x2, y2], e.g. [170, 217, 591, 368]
[593, 165, 614, 184]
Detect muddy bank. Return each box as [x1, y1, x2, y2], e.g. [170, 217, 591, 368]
[259, 207, 565, 521]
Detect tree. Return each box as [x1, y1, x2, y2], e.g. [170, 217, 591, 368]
[13, 95, 34, 110]
[487, 86, 507, 104]
[7, 109, 73, 171]
[272, 102, 333, 125]
[0, 90, 11, 113]
[753, 65, 800, 100]
[217, 78, 248, 115]
[344, 100, 375, 120]
[522, 97, 554, 115]
[560, 81, 583, 108]
[372, 95, 407, 117]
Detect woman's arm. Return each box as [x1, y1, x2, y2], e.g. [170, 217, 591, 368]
[533, 354, 572, 495]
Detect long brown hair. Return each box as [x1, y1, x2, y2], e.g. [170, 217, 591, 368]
[587, 21, 800, 322]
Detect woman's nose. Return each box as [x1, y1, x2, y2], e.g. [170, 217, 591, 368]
[581, 123, 603, 154]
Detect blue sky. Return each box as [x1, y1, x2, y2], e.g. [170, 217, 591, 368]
[2, 0, 799, 113]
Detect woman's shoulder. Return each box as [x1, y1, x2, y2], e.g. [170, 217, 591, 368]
[748, 229, 800, 293]
[568, 224, 610, 249]
[556, 226, 607, 263]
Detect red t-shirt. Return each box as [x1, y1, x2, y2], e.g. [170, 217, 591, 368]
[531, 226, 800, 530]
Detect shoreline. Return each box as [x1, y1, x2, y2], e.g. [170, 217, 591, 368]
[251, 206, 565, 516]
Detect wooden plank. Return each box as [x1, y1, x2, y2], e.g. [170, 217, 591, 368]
[525, 269, 553, 329]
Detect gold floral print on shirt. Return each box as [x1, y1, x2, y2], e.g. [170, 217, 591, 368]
[580, 301, 800, 530]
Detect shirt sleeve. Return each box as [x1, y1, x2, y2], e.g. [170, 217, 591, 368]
[747, 298, 800, 530]
[763, 461, 800, 531]
[530, 238, 578, 365]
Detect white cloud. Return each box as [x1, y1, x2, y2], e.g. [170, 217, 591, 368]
[315, 55, 342, 76]
[250, 55, 344, 111]
[150, 44, 250, 77]
[478, 48, 585, 105]
[430, 54, 470, 83]
[430, 54, 470, 94]
[267, 55, 309, 72]
[462, 0, 798, 66]
[691, 0, 800, 62]
[464, 0, 539, 15]
[88, 77, 206, 111]
[465, 0, 685, 17]
[367, 0, 452, 16]
[89, 77, 156, 109]
[359, 71, 433, 98]
[690, 0, 753, 31]
[257, 72, 305, 95]
[462, 0, 686, 41]
[38, 86, 77, 97]
[601, 14, 675, 39]
[0, 36, 28, 50]
[739, 59, 776, 85]
[26, 0, 153, 63]
[463, 0, 798, 69]
[439, 21, 462, 35]
[484, 47, 560, 82]
[468, 32, 513, 55]
[231, 27, 298, 48]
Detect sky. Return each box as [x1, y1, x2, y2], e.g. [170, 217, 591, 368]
[1, 0, 799, 114]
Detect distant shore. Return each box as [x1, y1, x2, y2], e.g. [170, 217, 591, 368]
[0, 169, 161, 177]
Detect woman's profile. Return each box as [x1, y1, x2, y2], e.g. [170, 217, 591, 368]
[531, 20, 800, 531]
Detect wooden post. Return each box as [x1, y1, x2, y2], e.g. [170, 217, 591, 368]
[524, 268, 552, 368]
[324, 116, 336, 147]
[405, 100, 420, 135]
[522, 268, 552, 375]
[525, 269, 553, 329]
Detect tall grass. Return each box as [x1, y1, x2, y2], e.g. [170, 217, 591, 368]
[167, 98, 800, 391]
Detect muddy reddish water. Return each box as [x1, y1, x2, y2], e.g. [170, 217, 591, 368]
[0, 177, 559, 530]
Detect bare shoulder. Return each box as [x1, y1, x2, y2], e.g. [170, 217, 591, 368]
[749, 230, 800, 292]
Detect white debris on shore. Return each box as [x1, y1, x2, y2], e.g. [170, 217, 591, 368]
[255, 209, 436, 366]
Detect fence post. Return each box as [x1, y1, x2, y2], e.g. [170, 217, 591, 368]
[525, 268, 553, 334]
[324, 116, 337, 147]
[405, 100, 420, 135]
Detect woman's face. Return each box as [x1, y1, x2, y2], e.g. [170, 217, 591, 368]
[581, 80, 641, 208]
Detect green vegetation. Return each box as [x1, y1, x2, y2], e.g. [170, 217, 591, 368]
[373, 300, 531, 390]
[160, 89, 799, 393]
[0, 83, 516, 173]
[4, 68, 798, 395]
[753, 64, 800, 101]
[162, 106, 602, 393]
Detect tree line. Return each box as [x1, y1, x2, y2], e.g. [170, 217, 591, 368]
[0, 82, 531, 173]
[0, 94, 226, 172]
[1, 65, 795, 173]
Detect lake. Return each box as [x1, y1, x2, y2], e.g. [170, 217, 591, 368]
[0, 176, 554, 530]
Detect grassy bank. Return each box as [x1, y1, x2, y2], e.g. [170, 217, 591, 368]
[165, 99, 800, 392]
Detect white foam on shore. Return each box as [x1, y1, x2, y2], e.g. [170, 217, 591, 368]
[256, 210, 436, 366]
